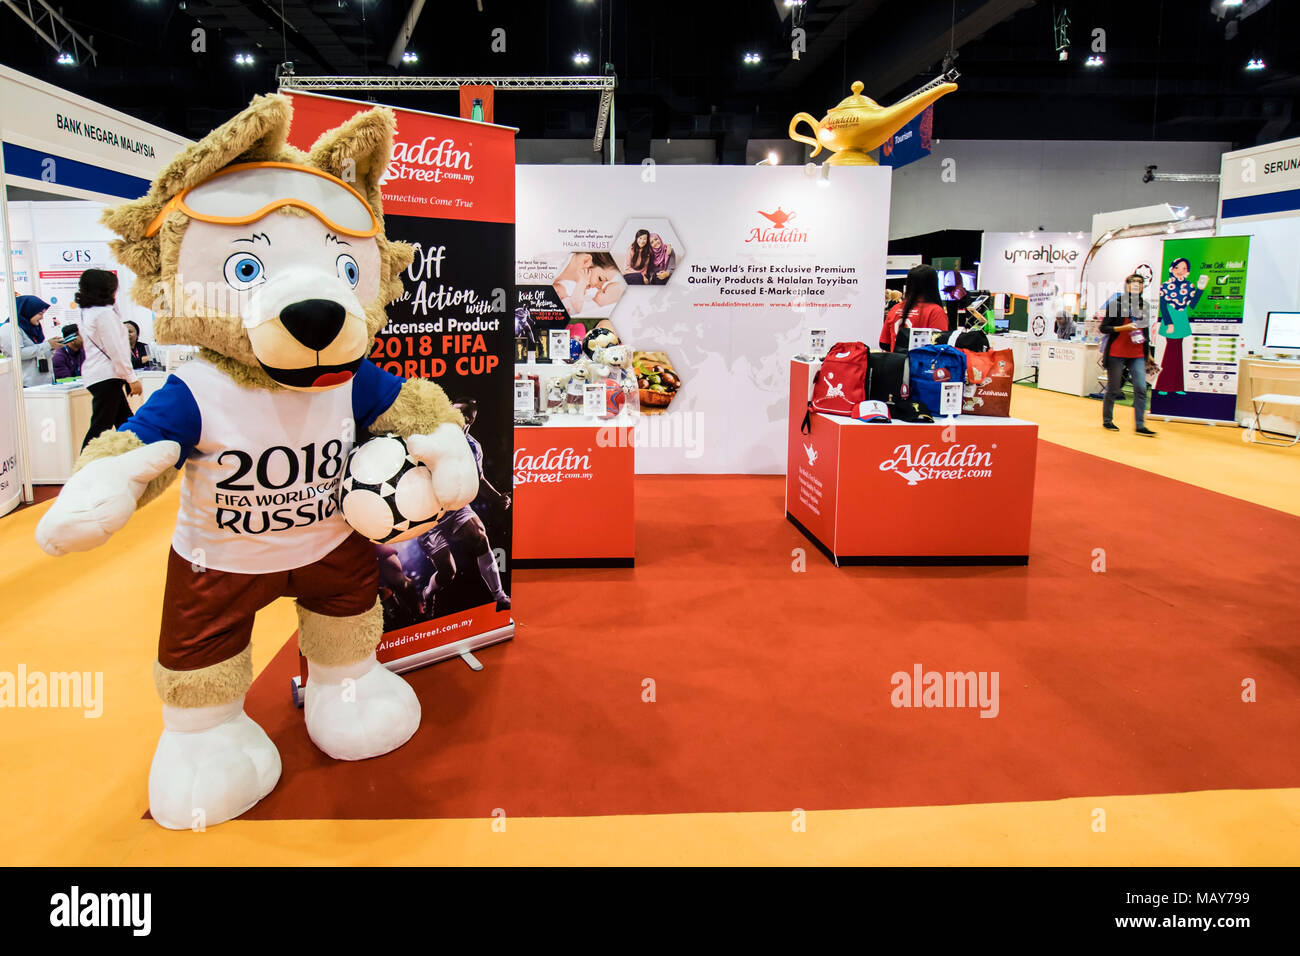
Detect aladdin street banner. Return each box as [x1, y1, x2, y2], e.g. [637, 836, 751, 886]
[285, 91, 516, 669]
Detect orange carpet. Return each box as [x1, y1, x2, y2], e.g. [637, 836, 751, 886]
[234, 440, 1300, 821]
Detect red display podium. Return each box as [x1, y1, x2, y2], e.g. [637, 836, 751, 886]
[786, 360, 1038, 565]
[513, 419, 635, 567]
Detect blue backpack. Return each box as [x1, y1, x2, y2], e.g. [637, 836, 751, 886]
[906, 345, 967, 413]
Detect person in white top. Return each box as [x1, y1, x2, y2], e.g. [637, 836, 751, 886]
[74, 268, 140, 450]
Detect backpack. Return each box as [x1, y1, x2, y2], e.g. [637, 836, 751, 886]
[801, 341, 870, 432]
[867, 351, 909, 404]
[937, 328, 990, 352]
[906, 344, 968, 414]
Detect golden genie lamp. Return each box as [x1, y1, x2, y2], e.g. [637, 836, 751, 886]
[789, 71, 959, 166]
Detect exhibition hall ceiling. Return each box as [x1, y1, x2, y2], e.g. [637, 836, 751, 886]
[0, 0, 1294, 158]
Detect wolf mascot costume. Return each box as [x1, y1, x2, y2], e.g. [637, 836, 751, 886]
[35, 95, 476, 829]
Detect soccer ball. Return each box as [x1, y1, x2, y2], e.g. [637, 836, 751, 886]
[338, 435, 443, 543]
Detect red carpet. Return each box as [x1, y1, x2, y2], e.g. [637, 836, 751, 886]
[239, 440, 1300, 820]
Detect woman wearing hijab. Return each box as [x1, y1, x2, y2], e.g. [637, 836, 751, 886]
[10, 295, 59, 386]
[647, 234, 675, 284]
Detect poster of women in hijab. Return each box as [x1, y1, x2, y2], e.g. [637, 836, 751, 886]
[613, 219, 682, 286]
[1152, 235, 1250, 422]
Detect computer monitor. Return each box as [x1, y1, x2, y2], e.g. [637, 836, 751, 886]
[939, 269, 977, 302]
[1263, 311, 1300, 351]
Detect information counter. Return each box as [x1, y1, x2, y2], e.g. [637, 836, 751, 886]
[786, 360, 1038, 565]
[513, 414, 635, 567]
[1036, 340, 1101, 396]
[23, 370, 168, 483]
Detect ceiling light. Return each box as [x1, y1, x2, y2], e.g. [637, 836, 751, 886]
[402, 51, 419, 64]
[1222, 0, 1244, 7]
[1085, 55, 1104, 67]
[1245, 58, 1266, 71]
[235, 53, 255, 66]
[56, 52, 75, 66]
[744, 52, 762, 65]
[572, 51, 591, 66]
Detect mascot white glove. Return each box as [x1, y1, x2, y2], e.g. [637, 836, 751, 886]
[404, 423, 478, 513]
[36, 441, 181, 556]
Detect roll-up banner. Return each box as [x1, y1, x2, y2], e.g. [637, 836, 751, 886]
[284, 91, 517, 671]
[1151, 235, 1250, 424]
[1026, 271, 1054, 368]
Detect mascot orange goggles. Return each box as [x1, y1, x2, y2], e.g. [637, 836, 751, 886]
[144, 162, 381, 238]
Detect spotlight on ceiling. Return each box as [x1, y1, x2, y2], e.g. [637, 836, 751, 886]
[1245, 57, 1266, 71]
[234, 53, 255, 66]
[1085, 55, 1104, 67]
[743, 52, 762, 65]
[401, 51, 419, 64]
[572, 51, 591, 66]
[56, 52, 75, 65]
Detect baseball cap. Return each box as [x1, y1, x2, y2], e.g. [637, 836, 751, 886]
[890, 397, 935, 423]
[60, 323, 80, 341]
[855, 399, 891, 423]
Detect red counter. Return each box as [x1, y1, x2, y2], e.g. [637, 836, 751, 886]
[786, 360, 1038, 565]
[513, 419, 635, 567]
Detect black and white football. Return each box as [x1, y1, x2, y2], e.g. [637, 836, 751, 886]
[339, 435, 443, 543]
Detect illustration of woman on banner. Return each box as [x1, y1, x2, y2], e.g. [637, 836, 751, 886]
[1156, 257, 1208, 395]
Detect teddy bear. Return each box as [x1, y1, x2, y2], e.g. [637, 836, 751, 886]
[34, 94, 479, 829]
[564, 361, 592, 414]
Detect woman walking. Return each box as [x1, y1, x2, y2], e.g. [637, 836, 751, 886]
[75, 269, 140, 449]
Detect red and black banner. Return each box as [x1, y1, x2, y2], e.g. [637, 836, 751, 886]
[285, 91, 516, 666]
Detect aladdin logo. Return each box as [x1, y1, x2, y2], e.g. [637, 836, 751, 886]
[747, 207, 808, 244]
[1004, 244, 1078, 265]
[513, 446, 592, 484]
[385, 136, 474, 185]
[880, 443, 994, 485]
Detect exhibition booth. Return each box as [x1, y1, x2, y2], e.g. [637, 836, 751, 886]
[0, 65, 191, 515]
[4, 57, 1300, 847]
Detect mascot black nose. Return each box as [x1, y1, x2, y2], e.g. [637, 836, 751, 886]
[279, 299, 346, 352]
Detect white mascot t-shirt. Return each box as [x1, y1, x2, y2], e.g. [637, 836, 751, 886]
[120, 356, 403, 574]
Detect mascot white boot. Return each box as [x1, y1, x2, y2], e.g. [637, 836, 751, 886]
[35, 95, 477, 829]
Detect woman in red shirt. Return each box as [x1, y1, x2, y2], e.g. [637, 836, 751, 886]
[1097, 273, 1156, 436]
[880, 264, 949, 352]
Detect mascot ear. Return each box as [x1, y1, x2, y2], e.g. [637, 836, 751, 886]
[307, 106, 396, 221]
[103, 94, 295, 247]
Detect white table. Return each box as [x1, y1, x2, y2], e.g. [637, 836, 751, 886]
[1037, 340, 1101, 396]
[23, 370, 169, 483]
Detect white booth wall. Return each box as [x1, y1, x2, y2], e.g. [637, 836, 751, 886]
[5, 199, 154, 342]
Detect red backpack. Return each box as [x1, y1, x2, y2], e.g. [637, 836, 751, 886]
[801, 341, 870, 432]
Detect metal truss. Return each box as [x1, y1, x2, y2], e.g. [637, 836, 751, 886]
[276, 75, 616, 92]
[1, 0, 98, 65]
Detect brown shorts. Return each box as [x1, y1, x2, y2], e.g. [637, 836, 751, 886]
[158, 531, 379, 671]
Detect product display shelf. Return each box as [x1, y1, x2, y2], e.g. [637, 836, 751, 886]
[786, 359, 1039, 565]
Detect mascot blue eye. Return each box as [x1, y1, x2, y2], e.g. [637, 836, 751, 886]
[337, 254, 360, 288]
[223, 253, 265, 289]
